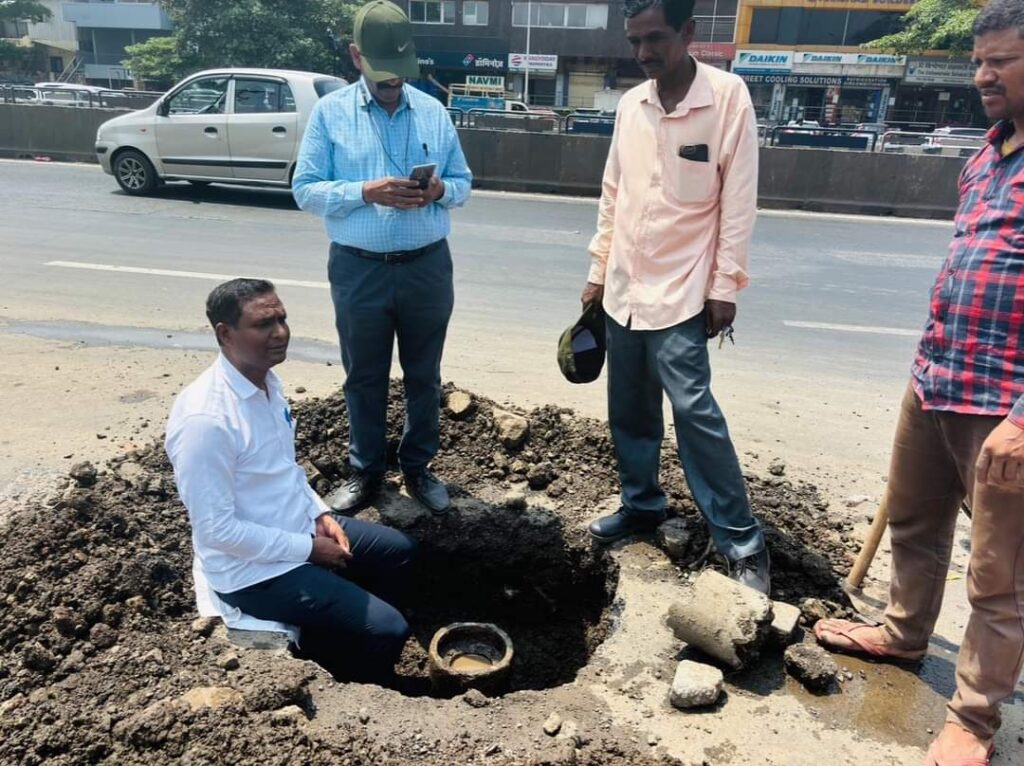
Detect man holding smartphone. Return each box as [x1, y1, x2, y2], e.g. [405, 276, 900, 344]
[293, 0, 472, 515]
[582, 0, 769, 593]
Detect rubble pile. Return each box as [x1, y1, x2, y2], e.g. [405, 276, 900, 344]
[0, 383, 859, 764]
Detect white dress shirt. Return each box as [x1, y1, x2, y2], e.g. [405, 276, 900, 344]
[166, 354, 329, 630]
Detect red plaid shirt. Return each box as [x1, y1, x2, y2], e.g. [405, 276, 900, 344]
[912, 121, 1024, 427]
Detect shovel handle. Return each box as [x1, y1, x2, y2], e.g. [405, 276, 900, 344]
[845, 498, 889, 591]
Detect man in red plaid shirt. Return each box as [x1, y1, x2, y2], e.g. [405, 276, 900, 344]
[815, 2, 1024, 763]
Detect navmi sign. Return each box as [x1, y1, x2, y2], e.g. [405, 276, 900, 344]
[733, 50, 794, 73]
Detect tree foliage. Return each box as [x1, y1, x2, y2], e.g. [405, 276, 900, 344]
[0, 1, 52, 24]
[154, 0, 363, 79]
[863, 0, 983, 55]
[122, 35, 183, 86]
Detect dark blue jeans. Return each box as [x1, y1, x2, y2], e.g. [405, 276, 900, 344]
[328, 240, 454, 476]
[218, 517, 417, 683]
[606, 312, 765, 561]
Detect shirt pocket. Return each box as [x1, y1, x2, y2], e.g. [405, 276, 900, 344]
[665, 150, 719, 204]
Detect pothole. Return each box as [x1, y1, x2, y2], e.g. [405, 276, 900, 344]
[363, 495, 619, 697]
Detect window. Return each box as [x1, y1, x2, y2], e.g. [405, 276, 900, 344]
[0, 20, 29, 38]
[167, 76, 229, 116]
[512, 3, 607, 29]
[233, 79, 296, 114]
[314, 77, 346, 98]
[410, 0, 455, 23]
[749, 8, 904, 46]
[463, 0, 488, 25]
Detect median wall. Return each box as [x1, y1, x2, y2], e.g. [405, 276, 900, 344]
[0, 104, 111, 163]
[0, 103, 966, 219]
[456, 129, 964, 219]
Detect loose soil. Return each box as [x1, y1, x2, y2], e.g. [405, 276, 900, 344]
[0, 383, 858, 765]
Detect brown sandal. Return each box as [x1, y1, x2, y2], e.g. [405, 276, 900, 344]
[813, 619, 926, 664]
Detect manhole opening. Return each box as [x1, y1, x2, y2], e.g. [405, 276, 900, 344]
[371, 499, 619, 697]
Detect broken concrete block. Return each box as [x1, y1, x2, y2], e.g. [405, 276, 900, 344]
[543, 712, 562, 736]
[493, 409, 530, 449]
[502, 490, 528, 511]
[179, 686, 245, 712]
[784, 643, 838, 692]
[770, 601, 802, 645]
[446, 391, 475, 419]
[655, 518, 691, 559]
[69, 461, 97, 488]
[270, 705, 306, 726]
[666, 570, 773, 669]
[191, 616, 218, 638]
[669, 660, 723, 709]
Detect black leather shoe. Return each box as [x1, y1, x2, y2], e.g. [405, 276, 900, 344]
[404, 469, 451, 515]
[728, 548, 771, 595]
[329, 472, 382, 513]
[588, 508, 665, 544]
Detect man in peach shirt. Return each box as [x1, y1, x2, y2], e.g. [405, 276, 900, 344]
[583, 0, 769, 593]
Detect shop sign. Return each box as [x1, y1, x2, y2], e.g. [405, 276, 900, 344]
[467, 75, 505, 89]
[690, 43, 736, 62]
[508, 53, 559, 72]
[904, 57, 975, 85]
[793, 52, 906, 67]
[733, 50, 793, 73]
[417, 52, 506, 71]
[741, 73, 894, 88]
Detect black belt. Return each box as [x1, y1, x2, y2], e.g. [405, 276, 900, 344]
[332, 239, 444, 264]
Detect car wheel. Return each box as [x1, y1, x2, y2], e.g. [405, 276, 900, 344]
[188, 180, 211, 188]
[113, 149, 159, 195]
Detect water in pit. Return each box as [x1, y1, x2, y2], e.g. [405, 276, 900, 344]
[449, 654, 494, 672]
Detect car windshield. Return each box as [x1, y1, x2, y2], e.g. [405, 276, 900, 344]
[314, 77, 345, 98]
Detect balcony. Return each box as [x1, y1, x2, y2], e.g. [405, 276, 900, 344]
[62, 2, 172, 31]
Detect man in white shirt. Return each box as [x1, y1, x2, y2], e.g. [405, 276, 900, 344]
[166, 278, 416, 683]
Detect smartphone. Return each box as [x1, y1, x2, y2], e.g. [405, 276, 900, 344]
[409, 163, 436, 190]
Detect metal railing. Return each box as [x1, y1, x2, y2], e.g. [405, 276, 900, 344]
[878, 130, 984, 157]
[0, 85, 163, 110]
[767, 125, 881, 152]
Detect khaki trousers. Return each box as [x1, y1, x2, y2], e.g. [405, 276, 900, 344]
[881, 385, 1024, 739]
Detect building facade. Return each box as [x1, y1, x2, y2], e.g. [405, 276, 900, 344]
[732, 0, 983, 128]
[409, 0, 739, 109]
[1, 0, 171, 86]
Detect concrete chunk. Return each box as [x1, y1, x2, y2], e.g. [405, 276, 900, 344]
[666, 570, 773, 669]
[493, 409, 530, 449]
[770, 601, 802, 645]
[655, 518, 691, 559]
[446, 391, 475, 419]
[669, 660, 724, 709]
[784, 643, 838, 692]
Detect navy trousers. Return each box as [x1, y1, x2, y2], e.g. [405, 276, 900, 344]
[606, 312, 765, 561]
[218, 517, 417, 683]
[328, 240, 454, 476]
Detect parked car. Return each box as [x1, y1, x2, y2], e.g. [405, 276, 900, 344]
[925, 127, 988, 149]
[95, 68, 346, 195]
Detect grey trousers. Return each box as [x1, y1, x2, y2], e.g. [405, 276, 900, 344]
[606, 312, 765, 561]
[328, 239, 454, 476]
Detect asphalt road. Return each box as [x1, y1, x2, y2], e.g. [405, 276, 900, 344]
[0, 158, 953, 387]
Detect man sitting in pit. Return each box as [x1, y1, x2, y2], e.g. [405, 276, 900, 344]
[166, 278, 416, 683]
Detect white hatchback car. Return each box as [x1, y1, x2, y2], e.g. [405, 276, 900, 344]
[95, 68, 346, 195]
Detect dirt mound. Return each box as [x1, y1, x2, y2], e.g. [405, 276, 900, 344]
[0, 382, 855, 765]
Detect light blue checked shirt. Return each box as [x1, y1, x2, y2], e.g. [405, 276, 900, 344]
[292, 78, 472, 252]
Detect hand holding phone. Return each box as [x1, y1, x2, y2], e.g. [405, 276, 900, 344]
[409, 163, 437, 190]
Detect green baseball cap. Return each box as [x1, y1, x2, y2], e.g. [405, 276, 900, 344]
[557, 300, 607, 385]
[354, 0, 421, 82]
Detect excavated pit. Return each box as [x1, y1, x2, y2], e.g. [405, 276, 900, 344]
[357, 497, 619, 697]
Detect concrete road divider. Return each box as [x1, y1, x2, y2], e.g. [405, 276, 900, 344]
[0, 104, 965, 219]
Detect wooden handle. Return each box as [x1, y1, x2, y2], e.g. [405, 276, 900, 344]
[845, 498, 889, 591]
